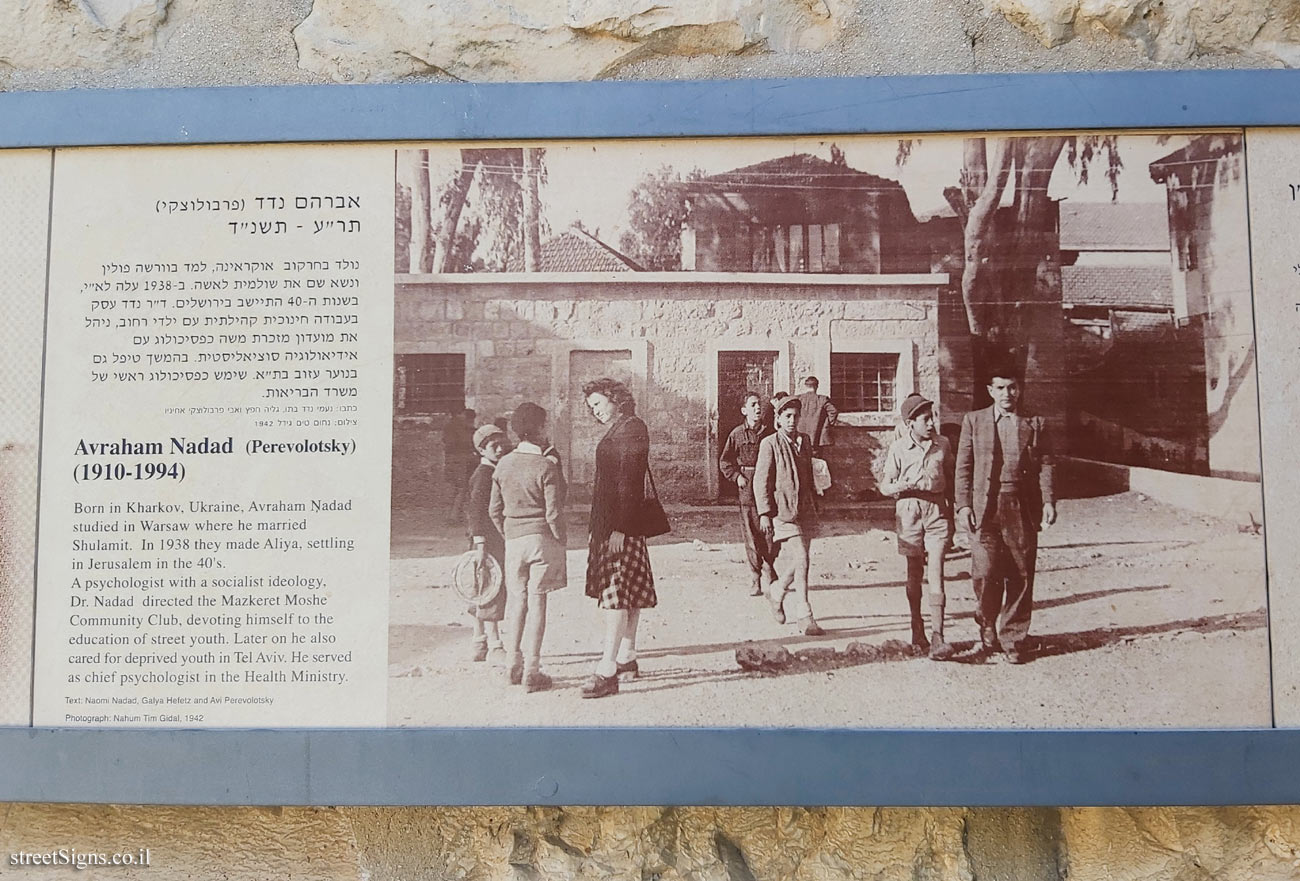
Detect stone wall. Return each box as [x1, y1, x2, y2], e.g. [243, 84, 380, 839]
[6, 805, 1300, 880]
[2, 0, 1293, 874]
[393, 274, 943, 503]
[2, 0, 1299, 92]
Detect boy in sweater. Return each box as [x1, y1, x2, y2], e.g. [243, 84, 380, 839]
[465, 423, 509, 662]
[489, 402, 567, 693]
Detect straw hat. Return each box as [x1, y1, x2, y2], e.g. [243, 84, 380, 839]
[450, 550, 503, 606]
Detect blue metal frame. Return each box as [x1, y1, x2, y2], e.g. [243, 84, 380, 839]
[0, 70, 1297, 146]
[0, 728, 1291, 806]
[0, 70, 1290, 806]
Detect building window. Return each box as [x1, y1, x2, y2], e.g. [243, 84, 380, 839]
[751, 223, 840, 272]
[395, 353, 465, 415]
[831, 352, 898, 414]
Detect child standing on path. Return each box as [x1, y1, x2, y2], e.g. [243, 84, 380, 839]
[718, 391, 776, 597]
[464, 423, 508, 663]
[880, 393, 956, 660]
[489, 403, 568, 693]
[755, 395, 825, 637]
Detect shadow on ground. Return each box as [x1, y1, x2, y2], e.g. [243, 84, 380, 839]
[733, 608, 1267, 677]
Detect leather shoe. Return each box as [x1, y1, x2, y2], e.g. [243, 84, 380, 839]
[929, 634, 957, 661]
[524, 671, 553, 693]
[506, 663, 523, 685]
[1004, 645, 1027, 665]
[615, 659, 639, 679]
[801, 619, 826, 637]
[980, 626, 1001, 654]
[767, 592, 786, 624]
[581, 673, 619, 699]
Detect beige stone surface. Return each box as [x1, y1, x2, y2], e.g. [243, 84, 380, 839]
[291, 0, 845, 82]
[989, 0, 1300, 64]
[0, 0, 170, 72]
[0, 804, 364, 880]
[1062, 807, 1300, 881]
[344, 806, 976, 881]
[1, 805, 980, 880]
[9, 805, 1300, 880]
[0, 0, 316, 91]
[0, 0, 1283, 90]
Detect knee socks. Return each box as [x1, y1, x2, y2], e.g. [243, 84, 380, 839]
[906, 556, 925, 637]
[929, 599, 945, 640]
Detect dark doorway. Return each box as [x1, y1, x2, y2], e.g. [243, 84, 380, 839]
[717, 350, 777, 502]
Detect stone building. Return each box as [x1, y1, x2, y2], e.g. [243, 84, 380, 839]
[1059, 202, 1209, 473]
[393, 150, 954, 506]
[393, 271, 947, 506]
[680, 153, 931, 274]
[1150, 134, 1260, 481]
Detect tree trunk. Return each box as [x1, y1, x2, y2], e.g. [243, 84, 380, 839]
[959, 138, 1014, 338]
[954, 136, 1068, 419]
[961, 137, 987, 207]
[411, 150, 433, 274]
[431, 150, 481, 273]
[522, 147, 543, 272]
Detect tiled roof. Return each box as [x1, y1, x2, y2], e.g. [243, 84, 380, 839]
[1149, 134, 1243, 183]
[701, 153, 903, 192]
[1062, 264, 1174, 309]
[1059, 202, 1170, 251]
[1112, 309, 1176, 341]
[540, 230, 641, 272]
[506, 229, 642, 272]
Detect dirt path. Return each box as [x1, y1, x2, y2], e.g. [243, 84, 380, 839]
[387, 492, 1270, 728]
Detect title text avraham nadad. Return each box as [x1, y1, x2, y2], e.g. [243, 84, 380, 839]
[74, 436, 355, 455]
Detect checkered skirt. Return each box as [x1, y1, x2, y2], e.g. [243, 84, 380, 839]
[585, 534, 657, 610]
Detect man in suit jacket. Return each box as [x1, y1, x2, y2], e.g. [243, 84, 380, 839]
[955, 362, 1056, 664]
[794, 376, 837, 456]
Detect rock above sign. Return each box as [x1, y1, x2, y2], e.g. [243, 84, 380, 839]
[990, 0, 1300, 64]
[292, 0, 844, 82]
[0, 0, 169, 70]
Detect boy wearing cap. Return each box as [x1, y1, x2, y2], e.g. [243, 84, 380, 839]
[880, 393, 955, 660]
[465, 423, 508, 663]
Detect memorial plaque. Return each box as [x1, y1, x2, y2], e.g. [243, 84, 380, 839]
[0, 127, 1278, 730]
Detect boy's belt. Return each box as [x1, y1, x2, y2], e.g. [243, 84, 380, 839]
[898, 489, 944, 504]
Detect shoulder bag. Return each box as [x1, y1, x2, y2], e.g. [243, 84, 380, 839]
[640, 466, 671, 538]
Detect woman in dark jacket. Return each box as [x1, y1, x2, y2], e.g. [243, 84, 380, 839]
[581, 377, 656, 699]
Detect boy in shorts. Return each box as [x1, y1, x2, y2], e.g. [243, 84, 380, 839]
[465, 423, 508, 663]
[489, 403, 567, 693]
[880, 393, 955, 660]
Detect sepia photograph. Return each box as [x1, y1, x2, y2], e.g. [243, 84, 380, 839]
[387, 130, 1268, 728]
